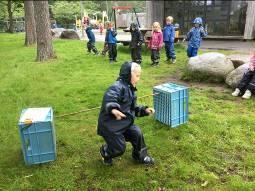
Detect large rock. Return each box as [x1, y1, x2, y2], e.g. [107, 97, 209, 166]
[60, 29, 80, 40]
[226, 54, 250, 68]
[225, 63, 249, 88]
[51, 28, 65, 38]
[188, 52, 235, 79]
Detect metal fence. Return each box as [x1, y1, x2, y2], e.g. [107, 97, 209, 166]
[0, 20, 25, 32]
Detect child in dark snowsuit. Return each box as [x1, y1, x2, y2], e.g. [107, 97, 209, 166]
[232, 53, 255, 99]
[184, 17, 207, 58]
[163, 16, 176, 63]
[105, 22, 117, 63]
[130, 23, 143, 64]
[97, 62, 155, 165]
[85, 26, 99, 55]
[148, 22, 163, 66]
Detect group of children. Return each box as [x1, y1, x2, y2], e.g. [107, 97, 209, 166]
[84, 16, 208, 66]
[85, 22, 117, 63]
[93, 17, 255, 166]
[95, 16, 210, 166]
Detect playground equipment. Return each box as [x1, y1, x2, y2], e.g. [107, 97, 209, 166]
[109, 6, 180, 46]
[0, 20, 25, 32]
[109, 6, 145, 45]
[109, 6, 140, 29]
[75, 18, 82, 30]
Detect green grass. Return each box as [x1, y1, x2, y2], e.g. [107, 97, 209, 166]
[1, 33, 255, 191]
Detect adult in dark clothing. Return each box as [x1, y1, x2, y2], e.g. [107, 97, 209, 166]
[130, 23, 143, 64]
[97, 61, 155, 165]
[85, 26, 99, 54]
[105, 22, 117, 63]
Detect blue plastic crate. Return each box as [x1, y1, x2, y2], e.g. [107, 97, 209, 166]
[153, 83, 189, 127]
[18, 107, 56, 165]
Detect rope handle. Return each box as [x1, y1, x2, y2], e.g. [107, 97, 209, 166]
[20, 119, 33, 130]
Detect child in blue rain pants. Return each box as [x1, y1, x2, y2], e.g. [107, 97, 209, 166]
[105, 22, 117, 63]
[163, 16, 176, 63]
[85, 25, 99, 55]
[184, 17, 207, 58]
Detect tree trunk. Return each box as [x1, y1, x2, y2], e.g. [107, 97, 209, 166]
[33, 0, 55, 62]
[7, 0, 14, 33]
[24, 0, 36, 46]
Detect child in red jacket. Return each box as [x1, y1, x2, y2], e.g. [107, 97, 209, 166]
[232, 53, 255, 99]
[148, 22, 163, 66]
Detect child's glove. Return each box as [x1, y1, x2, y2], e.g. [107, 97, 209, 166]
[111, 109, 126, 120]
[137, 42, 143, 47]
[145, 108, 155, 115]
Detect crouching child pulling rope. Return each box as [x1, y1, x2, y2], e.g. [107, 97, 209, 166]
[97, 61, 155, 165]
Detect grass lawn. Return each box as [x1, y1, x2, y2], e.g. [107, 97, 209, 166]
[0, 33, 255, 191]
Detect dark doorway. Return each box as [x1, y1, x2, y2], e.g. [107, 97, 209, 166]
[164, 0, 247, 36]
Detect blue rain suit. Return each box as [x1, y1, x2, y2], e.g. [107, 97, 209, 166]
[163, 24, 176, 59]
[105, 29, 117, 61]
[85, 27, 98, 54]
[186, 26, 207, 57]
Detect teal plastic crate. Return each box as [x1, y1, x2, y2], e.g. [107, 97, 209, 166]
[153, 83, 189, 127]
[18, 107, 56, 165]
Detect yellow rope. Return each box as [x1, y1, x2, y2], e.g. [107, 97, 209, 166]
[56, 93, 159, 118]
[56, 107, 101, 118]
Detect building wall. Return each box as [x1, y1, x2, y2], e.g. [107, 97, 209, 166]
[146, 0, 255, 39]
[146, 0, 164, 28]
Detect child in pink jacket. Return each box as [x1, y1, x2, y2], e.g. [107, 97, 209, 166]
[232, 53, 255, 99]
[148, 22, 163, 66]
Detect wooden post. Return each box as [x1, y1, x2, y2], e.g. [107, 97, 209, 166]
[146, 1, 152, 28]
[244, 1, 255, 40]
[146, 1, 164, 28]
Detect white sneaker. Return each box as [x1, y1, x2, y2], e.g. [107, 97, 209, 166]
[242, 90, 251, 99]
[232, 88, 240, 97]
